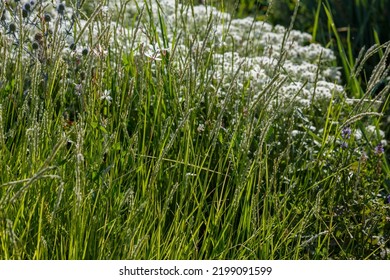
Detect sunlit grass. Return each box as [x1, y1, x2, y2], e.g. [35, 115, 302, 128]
[0, 0, 389, 260]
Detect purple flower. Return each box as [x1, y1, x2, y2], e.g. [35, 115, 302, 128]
[374, 143, 384, 155]
[386, 194, 390, 204]
[341, 126, 352, 139]
[340, 141, 348, 150]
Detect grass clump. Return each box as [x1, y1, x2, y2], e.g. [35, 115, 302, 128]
[0, 0, 389, 259]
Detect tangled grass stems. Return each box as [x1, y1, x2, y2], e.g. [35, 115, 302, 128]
[0, 0, 389, 260]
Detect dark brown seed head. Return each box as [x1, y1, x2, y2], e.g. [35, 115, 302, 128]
[34, 32, 43, 42]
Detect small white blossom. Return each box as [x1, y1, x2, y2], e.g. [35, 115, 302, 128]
[291, 130, 301, 137]
[197, 124, 205, 133]
[100, 90, 112, 103]
[101, 6, 110, 15]
[354, 129, 363, 140]
[366, 125, 385, 138]
[74, 83, 82, 96]
[144, 43, 169, 61]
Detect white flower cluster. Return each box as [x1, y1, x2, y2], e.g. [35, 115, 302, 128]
[105, 0, 345, 108]
[1, 0, 345, 108]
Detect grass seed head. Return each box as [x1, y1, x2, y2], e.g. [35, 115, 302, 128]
[57, 3, 65, 15]
[8, 22, 16, 33]
[32, 41, 39, 50]
[22, 8, 28, 18]
[23, 3, 31, 12]
[44, 13, 51, 22]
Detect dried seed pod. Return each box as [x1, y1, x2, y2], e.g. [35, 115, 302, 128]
[9, 23, 16, 33]
[23, 3, 31, 11]
[22, 9, 28, 18]
[44, 13, 51, 22]
[57, 3, 65, 15]
[32, 41, 39, 50]
[34, 32, 43, 43]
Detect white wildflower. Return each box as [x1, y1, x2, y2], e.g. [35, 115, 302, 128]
[100, 90, 112, 103]
[197, 123, 205, 133]
[366, 125, 385, 138]
[101, 6, 110, 15]
[291, 130, 301, 137]
[144, 43, 169, 61]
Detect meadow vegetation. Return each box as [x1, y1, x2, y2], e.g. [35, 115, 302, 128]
[0, 0, 389, 259]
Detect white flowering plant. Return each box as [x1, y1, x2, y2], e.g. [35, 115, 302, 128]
[0, 0, 389, 259]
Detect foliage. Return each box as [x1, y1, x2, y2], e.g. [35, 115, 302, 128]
[0, 0, 389, 259]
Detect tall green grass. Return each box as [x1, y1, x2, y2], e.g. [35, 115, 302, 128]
[0, 0, 389, 260]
